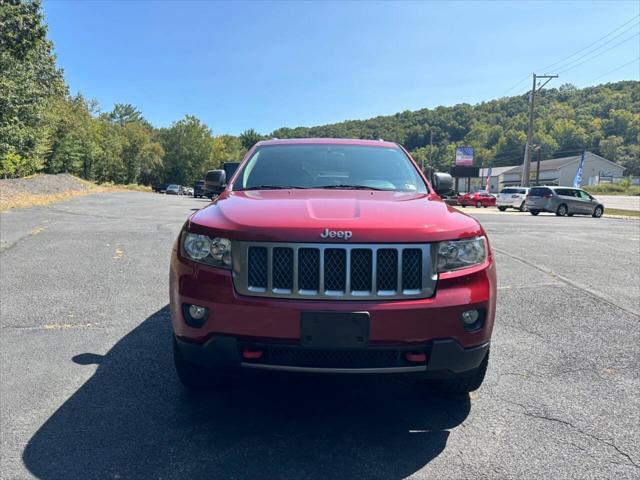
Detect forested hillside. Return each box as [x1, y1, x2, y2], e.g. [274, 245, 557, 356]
[273, 81, 640, 175]
[1, 1, 639, 186]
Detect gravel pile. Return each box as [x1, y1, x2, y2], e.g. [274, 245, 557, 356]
[0, 174, 92, 198]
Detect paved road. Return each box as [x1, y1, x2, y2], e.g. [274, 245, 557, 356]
[1, 193, 639, 479]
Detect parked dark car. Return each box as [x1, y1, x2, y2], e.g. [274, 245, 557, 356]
[153, 183, 169, 193]
[204, 170, 226, 200]
[194, 180, 206, 198]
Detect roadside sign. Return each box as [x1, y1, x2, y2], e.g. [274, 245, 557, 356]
[455, 147, 474, 166]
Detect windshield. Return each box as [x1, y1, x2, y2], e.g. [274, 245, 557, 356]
[233, 144, 427, 193]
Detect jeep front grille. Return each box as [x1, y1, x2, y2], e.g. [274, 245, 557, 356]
[232, 241, 436, 300]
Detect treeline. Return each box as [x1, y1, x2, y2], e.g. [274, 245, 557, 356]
[272, 81, 640, 175]
[2, 1, 639, 185]
[0, 1, 250, 185]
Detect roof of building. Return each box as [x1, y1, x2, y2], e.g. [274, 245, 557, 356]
[479, 166, 516, 177]
[504, 152, 623, 175]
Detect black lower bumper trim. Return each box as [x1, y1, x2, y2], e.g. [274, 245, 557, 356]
[174, 335, 489, 375]
[427, 340, 489, 374]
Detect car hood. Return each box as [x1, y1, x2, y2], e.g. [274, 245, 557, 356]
[188, 190, 484, 243]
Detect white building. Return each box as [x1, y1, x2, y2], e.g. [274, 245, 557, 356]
[501, 152, 625, 188]
[475, 166, 517, 193]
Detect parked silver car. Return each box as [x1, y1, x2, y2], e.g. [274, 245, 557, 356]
[165, 184, 181, 195]
[525, 186, 604, 217]
[497, 187, 529, 211]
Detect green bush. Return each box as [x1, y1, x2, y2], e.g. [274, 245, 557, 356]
[584, 182, 640, 196]
[0, 151, 35, 178]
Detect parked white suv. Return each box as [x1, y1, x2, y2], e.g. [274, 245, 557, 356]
[496, 187, 529, 212]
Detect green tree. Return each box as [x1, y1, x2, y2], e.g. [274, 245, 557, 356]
[41, 94, 95, 176]
[239, 128, 263, 150]
[107, 103, 149, 127]
[160, 115, 215, 185]
[119, 122, 163, 183]
[0, 0, 66, 176]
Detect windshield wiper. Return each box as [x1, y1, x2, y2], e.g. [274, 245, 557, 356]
[317, 184, 388, 191]
[240, 185, 309, 191]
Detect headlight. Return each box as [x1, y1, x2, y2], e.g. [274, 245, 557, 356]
[436, 237, 486, 272]
[181, 232, 232, 268]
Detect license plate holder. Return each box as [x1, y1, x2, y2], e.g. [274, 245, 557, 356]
[300, 312, 370, 349]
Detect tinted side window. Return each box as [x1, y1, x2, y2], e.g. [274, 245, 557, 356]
[530, 187, 551, 196]
[206, 170, 225, 183]
[501, 188, 517, 194]
[556, 188, 575, 197]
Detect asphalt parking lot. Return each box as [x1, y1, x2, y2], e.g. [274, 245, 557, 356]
[1, 192, 639, 479]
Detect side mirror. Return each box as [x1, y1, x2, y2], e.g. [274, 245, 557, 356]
[223, 162, 241, 181]
[206, 169, 227, 194]
[432, 172, 453, 196]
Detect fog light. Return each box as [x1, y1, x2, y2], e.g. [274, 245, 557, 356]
[183, 304, 209, 328]
[461, 309, 479, 325]
[189, 304, 207, 320]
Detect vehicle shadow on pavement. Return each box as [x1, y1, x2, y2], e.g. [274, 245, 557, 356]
[23, 306, 470, 480]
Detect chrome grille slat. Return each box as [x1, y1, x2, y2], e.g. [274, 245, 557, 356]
[233, 241, 436, 301]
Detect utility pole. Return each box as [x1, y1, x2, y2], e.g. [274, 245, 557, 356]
[429, 129, 434, 176]
[522, 73, 558, 186]
[535, 146, 542, 185]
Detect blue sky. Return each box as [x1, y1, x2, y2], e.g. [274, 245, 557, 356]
[43, 1, 639, 135]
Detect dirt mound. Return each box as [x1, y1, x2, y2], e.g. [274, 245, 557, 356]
[0, 173, 91, 197]
[0, 174, 96, 211]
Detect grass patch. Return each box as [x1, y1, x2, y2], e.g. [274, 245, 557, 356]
[584, 184, 640, 196]
[95, 182, 152, 192]
[603, 208, 640, 218]
[0, 180, 151, 212]
[1, 189, 98, 211]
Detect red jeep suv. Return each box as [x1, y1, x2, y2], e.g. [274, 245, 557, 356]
[170, 139, 496, 393]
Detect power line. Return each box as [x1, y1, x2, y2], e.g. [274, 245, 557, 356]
[556, 32, 640, 74]
[502, 74, 533, 96]
[501, 14, 639, 97]
[582, 57, 640, 85]
[539, 15, 639, 73]
[551, 24, 639, 73]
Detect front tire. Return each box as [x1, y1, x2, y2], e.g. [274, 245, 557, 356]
[476, 201, 482, 208]
[435, 349, 489, 395]
[173, 337, 228, 391]
[530, 210, 540, 216]
[592, 206, 604, 218]
[498, 207, 507, 211]
[556, 204, 568, 216]
[519, 202, 527, 212]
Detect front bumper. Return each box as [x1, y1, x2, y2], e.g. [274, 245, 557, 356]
[170, 247, 496, 373]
